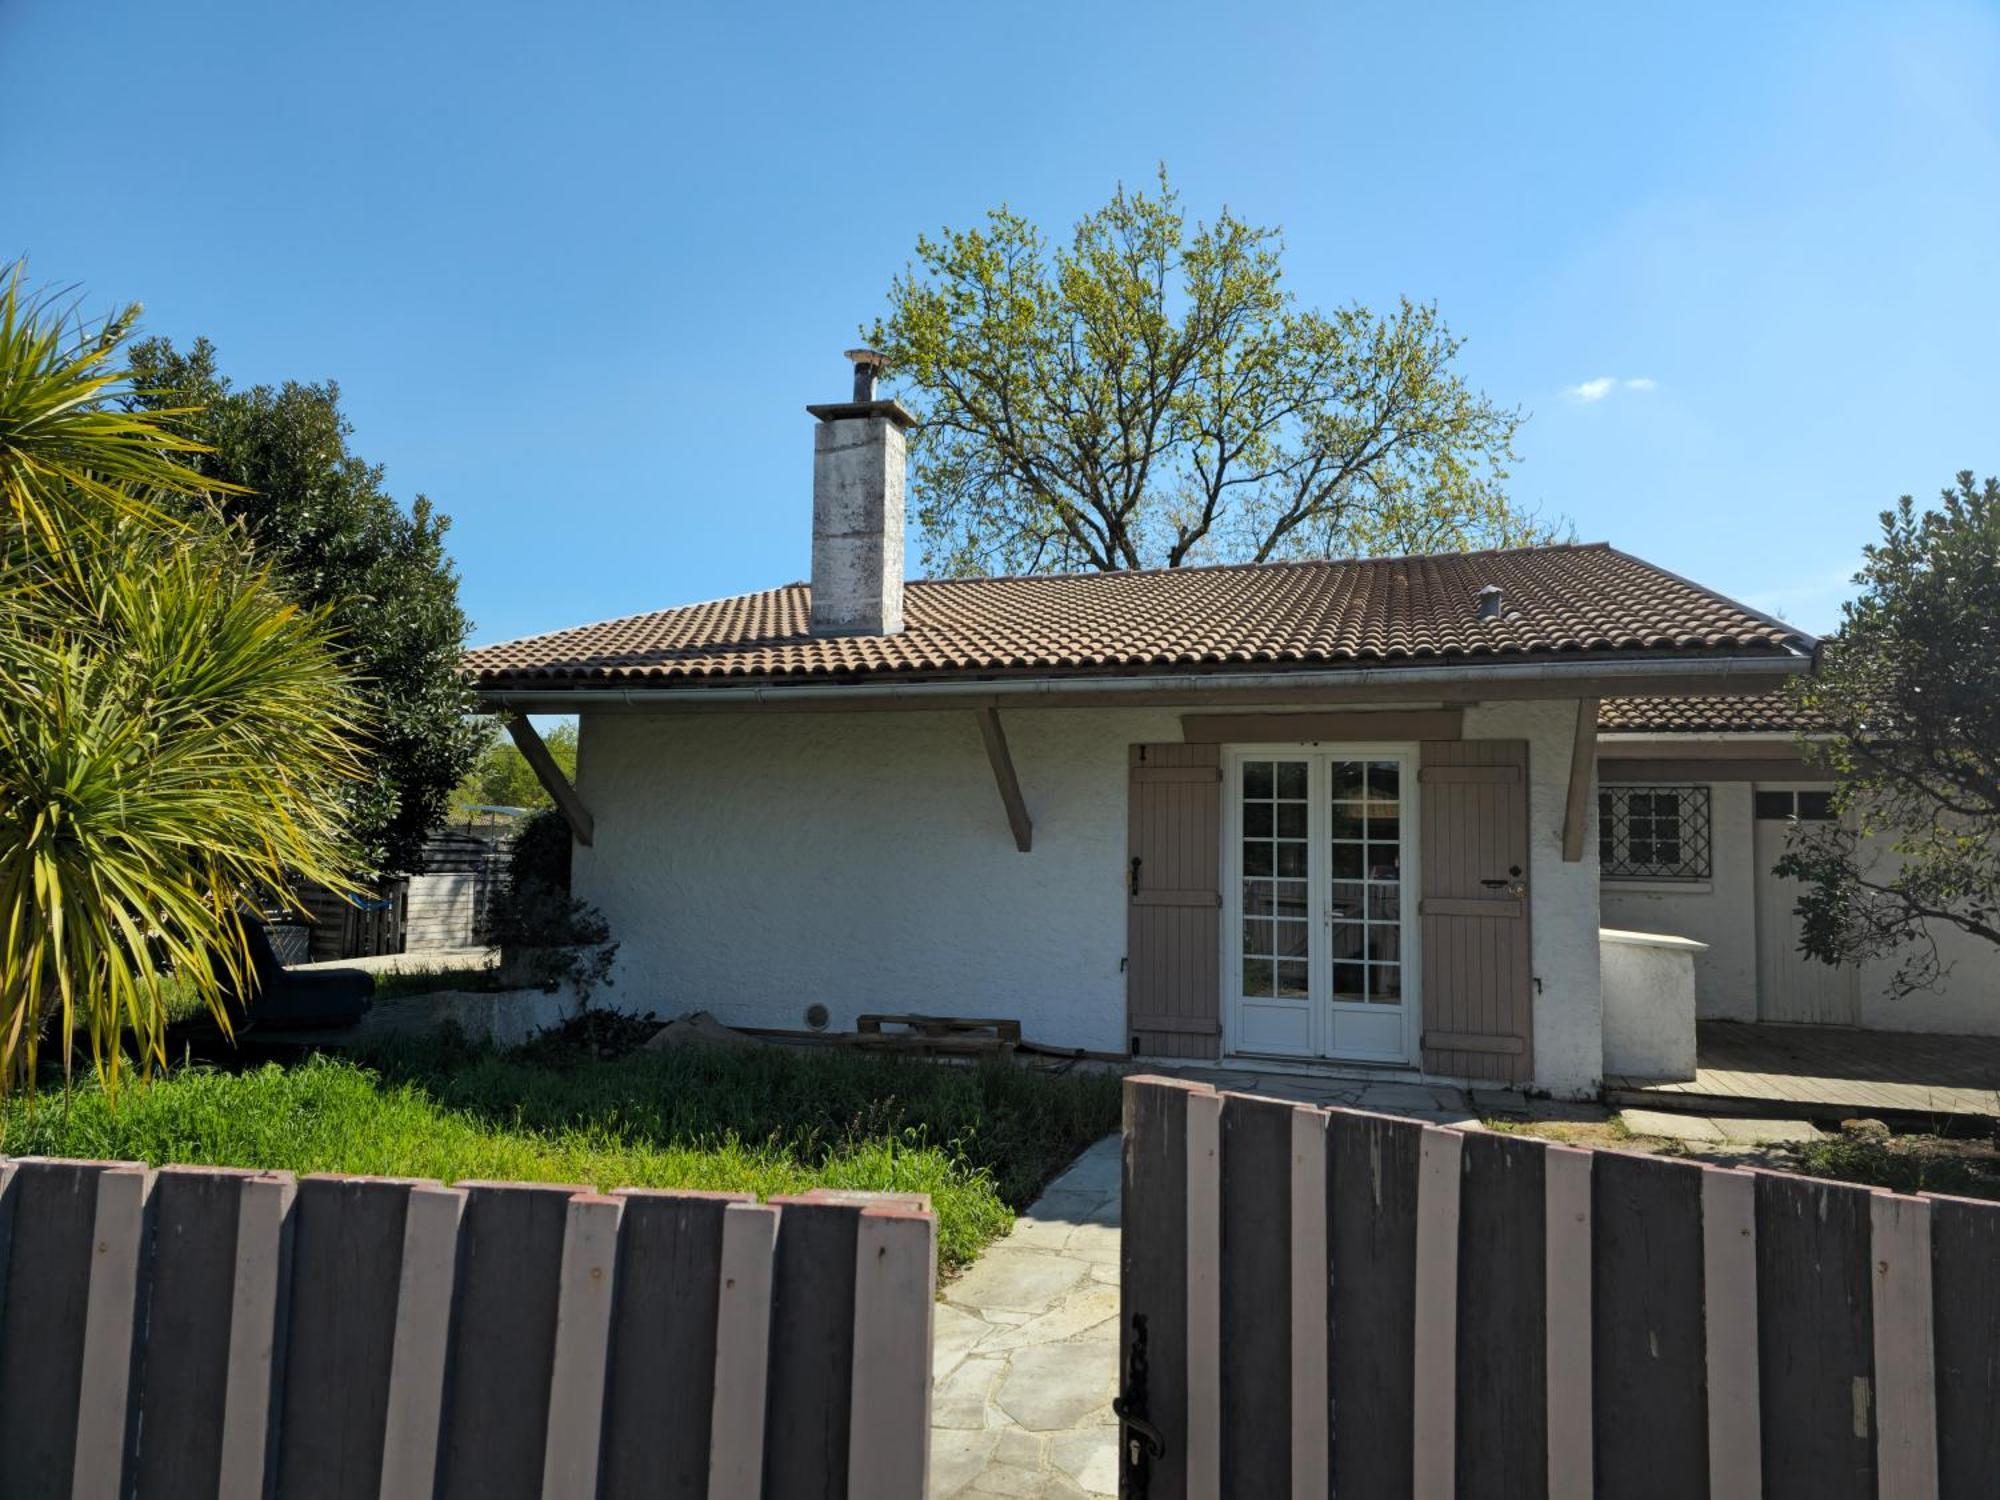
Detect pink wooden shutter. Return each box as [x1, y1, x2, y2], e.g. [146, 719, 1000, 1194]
[1418, 739, 1534, 1083]
[1127, 743, 1222, 1059]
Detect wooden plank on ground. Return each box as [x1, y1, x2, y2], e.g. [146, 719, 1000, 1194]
[1592, 1151, 1708, 1500]
[1218, 1094, 1293, 1498]
[599, 1190, 746, 1500]
[131, 1167, 252, 1497]
[1121, 1077, 1199, 1500]
[436, 1181, 578, 1500]
[761, 1197, 860, 1499]
[275, 1176, 419, 1500]
[1927, 1192, 2000, 1500]
[1454, 1130, 1546, 1500]
[0, 1160, 121, 1498]
[1325, 1109, 1421, 1498]
[1755, 1172, 1875, 1500]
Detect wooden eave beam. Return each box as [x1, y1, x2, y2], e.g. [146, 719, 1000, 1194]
[1562, 697, 1599, 862]
[503, 711, 595, 846]
[974, 708, 1033, 853]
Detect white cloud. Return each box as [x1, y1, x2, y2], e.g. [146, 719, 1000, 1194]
[1565, 375, 1657, 402]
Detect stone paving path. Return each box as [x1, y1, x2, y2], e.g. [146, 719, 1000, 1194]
[930, 1074, 1531, 1497]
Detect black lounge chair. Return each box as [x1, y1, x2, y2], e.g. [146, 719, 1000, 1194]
[219, 920, 374, 1030]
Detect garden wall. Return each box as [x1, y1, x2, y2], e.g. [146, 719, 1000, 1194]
[0, 1159, 933, 1499]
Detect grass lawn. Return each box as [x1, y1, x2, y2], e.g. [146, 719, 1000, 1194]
[0, 1025, 1125, 1271]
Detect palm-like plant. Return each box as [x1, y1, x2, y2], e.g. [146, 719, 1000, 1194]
[0, 268, 364, 1090]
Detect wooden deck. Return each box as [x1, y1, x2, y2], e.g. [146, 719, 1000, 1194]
[1607, 1020, 2000, 1123]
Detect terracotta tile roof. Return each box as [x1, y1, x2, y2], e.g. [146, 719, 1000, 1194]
[466, 542, 1811, 693]
[1598, 692, 1817, 735]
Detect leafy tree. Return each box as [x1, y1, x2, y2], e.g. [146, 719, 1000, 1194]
[1776, 473, 2000, 994]
[453, 719, 577, 812]
[124, 339, 481, 874]
[0, 271, 363, 1088]
[871, 169, 1557, 576]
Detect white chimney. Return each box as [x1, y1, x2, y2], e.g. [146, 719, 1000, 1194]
[806, 348, 915, 636]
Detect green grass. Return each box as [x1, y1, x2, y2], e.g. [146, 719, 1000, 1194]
[0, 1039, 1124, 1270]
[1791, 1134, 2000, 1202]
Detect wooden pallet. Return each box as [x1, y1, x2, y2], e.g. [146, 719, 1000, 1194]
[850, 1014, 1022, 1057]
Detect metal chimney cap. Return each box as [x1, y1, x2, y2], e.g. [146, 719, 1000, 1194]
[844, 347, 887, 367]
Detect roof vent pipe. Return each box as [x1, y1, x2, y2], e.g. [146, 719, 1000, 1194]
[1475, 584, 1505, 623]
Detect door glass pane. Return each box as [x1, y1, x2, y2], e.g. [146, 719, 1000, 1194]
[1275, 920, 1309, 957]
[1245, 762, 1274, 798]
[1330, 756, 1406, 1015]
[1276, 801, 1307, 838]
[1276, 960, 1308, 997]
[1243, 920, 1273, 956]
[1243, 957, 1273, 995]
[1276, 841, 1308, 878]
[1274, 880, 1309, 919]
[1276, 762, 1308, 799]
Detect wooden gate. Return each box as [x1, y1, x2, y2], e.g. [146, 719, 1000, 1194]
[1118, 1074, 2000, 1500]
[1418, 739, 1533, 1082]
[1128, 744, 1222, 1059]
[0, 1160, 935, 1500]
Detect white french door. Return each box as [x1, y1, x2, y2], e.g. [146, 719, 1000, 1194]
[1224, 747, 1419, 1064]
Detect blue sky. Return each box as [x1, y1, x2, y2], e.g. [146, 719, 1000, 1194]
[5, 2, 1996, 645]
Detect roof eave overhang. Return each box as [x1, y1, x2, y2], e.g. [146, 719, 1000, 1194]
[474, 649, 1813, 715]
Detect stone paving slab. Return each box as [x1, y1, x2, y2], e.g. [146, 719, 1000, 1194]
[1620, 1107, 1820, 1145]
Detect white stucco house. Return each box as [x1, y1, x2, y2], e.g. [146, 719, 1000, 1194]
[1597, 693, 2000, 1038]
[465, 353, 1820, 1098]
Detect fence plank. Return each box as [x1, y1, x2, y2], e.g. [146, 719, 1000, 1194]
[132, 1167, 252, 1497]
[1592, 1151, 1707, 1500]
[762, 1197, 860, 1499]
[1325, 1110, 1422, 1499]
[1219, 1094, 1292, 1498]
[71, 1164, 155, 1500]
[437, 1181, 579, 1500]
[1185, 1088, 1223, 1500]
[846, 1202, 937, 1500]
[277, 1176, 422, 1500]
[598, 1190, 747, 1500]
[1454, 1130, 1546, 1500]
[541, 1194, 623, 1500]
[1121, 1077, 1200, 1500]
[707, 1201, 777, 1500]
[1541, 1144, 1592, 1500]
[1927, 1192, 2000, 1500]
[1701, 1167, 1761, 1500]
[378, 1184, 467, 1500]
[0, 1161, 121, 1497]
[219, 1173, 296, 1500]
[1411, 1125, 1462, 1500]
[1869, 1193, 1938, 1500]
[1290, 1107, 1329, 1500]
[1756, 1172, 1875, 1500]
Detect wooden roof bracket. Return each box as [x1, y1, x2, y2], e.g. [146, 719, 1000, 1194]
[1561, 697, 1599, 861]
[974, 708, 1033, 853]
[503, 711, 595, 846]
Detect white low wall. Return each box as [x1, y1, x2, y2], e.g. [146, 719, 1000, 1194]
[1599, 928, 1704, 1080]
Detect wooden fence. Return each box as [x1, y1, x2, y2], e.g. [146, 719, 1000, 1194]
[0, 1159, 934, 1499]
[1119, 1075, 2000, 1500]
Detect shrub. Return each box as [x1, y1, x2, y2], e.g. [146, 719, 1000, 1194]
[481, 807, 616, 1002]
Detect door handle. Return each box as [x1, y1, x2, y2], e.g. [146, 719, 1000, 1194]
[1129, 857, 1142, 897]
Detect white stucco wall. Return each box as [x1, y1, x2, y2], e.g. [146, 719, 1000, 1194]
[573, 696, 1605, 1093]
[1597, 780, 1759, 1021]
[1461, 701, 1603, 1097]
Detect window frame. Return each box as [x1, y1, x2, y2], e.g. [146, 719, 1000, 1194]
[1598, 781, 1714, 883]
